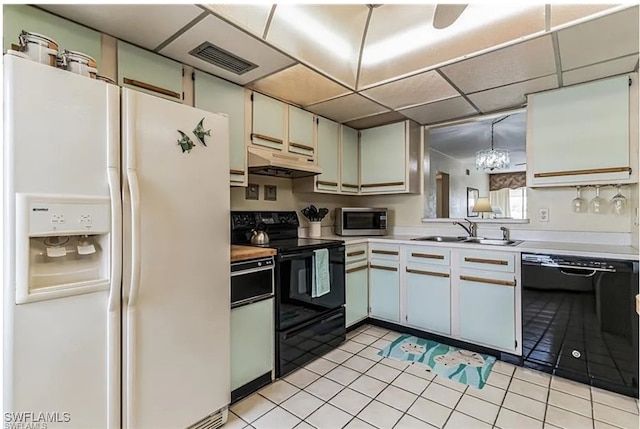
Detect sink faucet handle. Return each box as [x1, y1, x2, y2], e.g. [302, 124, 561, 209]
[500, 226, 509, 240]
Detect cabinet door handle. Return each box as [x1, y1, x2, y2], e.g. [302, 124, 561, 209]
[534, 166, 631, 178]
[361, 181, 405, 188]
[411, 252, 445, 260]
[123, 78, 181, 99]
[341, 183, 359, 188]
[372, 250, 398, 256]
[289, 141, 314, 151]
[347, 250, 365, 257]
[460, 275, 516, 287]
[317, 180, 338, 186]
[406, 268, 449, 278]
[346, 265, 368, 274]
[464, 257, 508, 266]
[370, 264, 397, 272]
[252, 133, 283, 145]
[230, 169, 245, 175]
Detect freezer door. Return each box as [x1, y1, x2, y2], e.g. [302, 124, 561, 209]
[121, 88, 230, 429]
[3, 55, 121, 428]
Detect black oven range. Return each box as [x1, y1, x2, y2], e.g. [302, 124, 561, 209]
[231, 211, 346, 377]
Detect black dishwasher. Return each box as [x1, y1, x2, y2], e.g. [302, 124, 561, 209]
[522, 253, 639, 397]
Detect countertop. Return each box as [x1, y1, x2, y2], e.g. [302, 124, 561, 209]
[231, 245, 277, 262]
[318, 234, 639, 261]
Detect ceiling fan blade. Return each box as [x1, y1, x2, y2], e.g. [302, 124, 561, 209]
[433, 4, 468, 29]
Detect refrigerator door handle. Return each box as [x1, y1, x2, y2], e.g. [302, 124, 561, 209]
[127, 168, 142, 308]
[107, 167, 122, 312]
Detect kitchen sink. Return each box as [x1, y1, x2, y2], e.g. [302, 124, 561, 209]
[462, 238, 523, 246]
[411, 236, 467, 242]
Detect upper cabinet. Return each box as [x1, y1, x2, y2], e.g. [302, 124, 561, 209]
[118, 41, 183, 102]
[194, 71, 248, 186]
[340, 126, 359, 194]
[251, 92, 286, 151]
[316, 117, 340, 192]
[360, 120, 421, 194]
[527, 74, 638, 186]
[288, 106, 315, 159]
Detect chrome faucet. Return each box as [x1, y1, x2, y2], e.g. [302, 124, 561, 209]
[500, 226, 509, 241]
[453, 219, 477, 237]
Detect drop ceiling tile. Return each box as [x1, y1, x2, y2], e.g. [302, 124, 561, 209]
[204, 4, 272, 38]
[550, 4, 621, 29]
[398, 97, 478, 125]
[39, 4, 203, 50]
[468, 75, 558, 113]
[360, 71, 460, 110]
[267, 4, 369, 88]
[248, 64, 351, 107]
[557, 6, 639, 71]
[440, 35, 556, 94]
[344, 111, 407, 130]
[160, 15, 295, 86]
[563, 55, 639, 86]
[359, 4, 545, 88]
[306, 94, 389, 123]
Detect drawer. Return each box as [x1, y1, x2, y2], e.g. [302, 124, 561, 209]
[459, 249, 515, 273]
[370, 243, 400, 261]
[346, 244, 368, 264]
[406, 245, 450, 266]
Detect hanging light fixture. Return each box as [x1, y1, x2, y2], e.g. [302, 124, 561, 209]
[476, 115, 510, 171]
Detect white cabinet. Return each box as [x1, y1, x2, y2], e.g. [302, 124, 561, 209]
[118, 41, 183, 102]
[288, 106, 315, 158]
[360, 120, 421, 194]
[458, 271, 516, 351]
[405, 263, 451, 335]
[346, 262, 368, 327]
[369, 260, 400, 323]
[230, 298, 274, 391]
[316, 117, 340, 192]
[527, 74, 636, 186]
[340, 125, 359, 194]
[194, 70, 247, 186]
[251, 92, 286, 150]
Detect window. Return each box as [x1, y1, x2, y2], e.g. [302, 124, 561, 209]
[509, 187, 527, 220]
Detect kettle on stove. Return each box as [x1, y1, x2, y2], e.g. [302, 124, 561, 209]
[250, 223, 270, 245]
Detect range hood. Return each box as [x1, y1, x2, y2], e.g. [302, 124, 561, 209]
[247, 146, 322, 178]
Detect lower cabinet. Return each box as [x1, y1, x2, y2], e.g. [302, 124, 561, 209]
[346, 262, 369, 327]
[369, 260, 400, 322]
[458, 271, 516, 351]
[405, 264, 451, 335]
[230, 298, 273, 392]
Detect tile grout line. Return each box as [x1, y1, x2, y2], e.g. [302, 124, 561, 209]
[492, 367, 515, 428]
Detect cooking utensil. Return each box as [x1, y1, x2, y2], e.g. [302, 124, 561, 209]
[318, 208, 329, 221]
[250, 223, 269, 245]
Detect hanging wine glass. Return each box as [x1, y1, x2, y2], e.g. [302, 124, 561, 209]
[610, 185, 627, 215]
[589, 185, 608, 214]
[571, 186, 586, 213]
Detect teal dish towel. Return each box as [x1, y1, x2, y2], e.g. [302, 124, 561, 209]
[312, 248, 331, 298]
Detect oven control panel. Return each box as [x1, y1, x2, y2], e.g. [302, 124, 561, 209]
[231, 211, 300, 229]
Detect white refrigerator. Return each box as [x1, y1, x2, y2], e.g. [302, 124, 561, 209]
[3, 54, 231, 429]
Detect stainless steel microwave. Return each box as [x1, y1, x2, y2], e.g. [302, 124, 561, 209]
[334, 208, 388, 236]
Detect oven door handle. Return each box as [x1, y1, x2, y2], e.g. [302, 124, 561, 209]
[279, 251, 316, 261]
[559, 268, 597, 277]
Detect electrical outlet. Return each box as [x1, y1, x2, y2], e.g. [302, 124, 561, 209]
[538, 208, 549, 222]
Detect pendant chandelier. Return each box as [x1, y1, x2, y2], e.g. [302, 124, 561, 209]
[476, 115, 510, 171]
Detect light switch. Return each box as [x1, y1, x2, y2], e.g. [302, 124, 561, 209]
[538, 208, 549, 222]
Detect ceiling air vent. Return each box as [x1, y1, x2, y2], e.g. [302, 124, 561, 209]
[189, 42, 258, 75]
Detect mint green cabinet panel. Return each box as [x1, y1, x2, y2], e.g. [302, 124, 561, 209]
[406, 266, 451, 335]
[459, 276, 515, 351]
[369, 261, 399, 322]
[317, 117, 340, 187]
[231, 299, 274, 390]
[341, 126, 359, 192]
[346, 264, 368, 327]
[252, 92, 285, 149]
[194, 71, 245, 179]
[458, 250, 515, 273]
[288, 106, 314, 157]
[117, 41, 182, 101]
[4, 5, 101, 61]
[360, 121, 406, 191]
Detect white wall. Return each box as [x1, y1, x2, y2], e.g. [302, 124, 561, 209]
[425, 149, 489, 219]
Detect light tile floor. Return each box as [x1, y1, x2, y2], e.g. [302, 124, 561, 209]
[229, 324, 640, 429]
